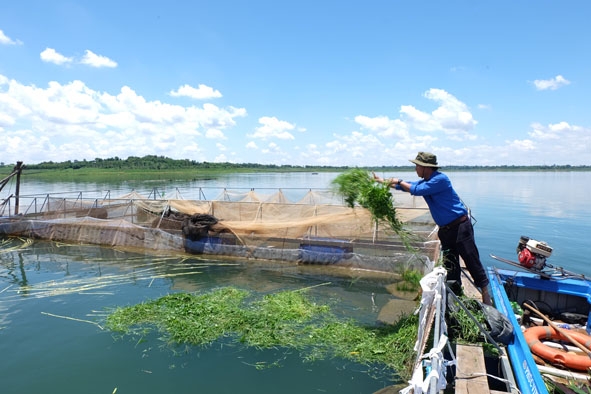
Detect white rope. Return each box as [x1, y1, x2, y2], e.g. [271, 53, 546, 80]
[455, 371, 521, 394]
[401, 267, 448, 394]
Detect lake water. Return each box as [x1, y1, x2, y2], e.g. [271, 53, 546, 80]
[1, 171, 590, 394]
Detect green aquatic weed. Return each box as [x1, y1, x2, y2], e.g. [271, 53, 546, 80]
[105, 286, 419, 383]
[331, 168, 415, 249]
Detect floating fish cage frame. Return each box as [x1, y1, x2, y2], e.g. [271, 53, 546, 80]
[0, 187, 440, 274]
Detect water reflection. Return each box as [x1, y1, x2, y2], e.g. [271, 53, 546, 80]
[2, 170, 591, 393]
[0, 239, 407, 318]
[451, 171, 591, 220]
[0, 236, 413, 393]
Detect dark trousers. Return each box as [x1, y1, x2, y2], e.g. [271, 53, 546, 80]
[438, 219, 489, 294]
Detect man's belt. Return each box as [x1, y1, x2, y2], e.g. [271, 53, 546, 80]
[440, 215, 468, 230]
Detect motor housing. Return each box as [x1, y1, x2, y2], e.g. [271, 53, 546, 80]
[516, 236, 552, 270]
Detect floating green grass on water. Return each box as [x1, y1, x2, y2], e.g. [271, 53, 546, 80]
[396, 268, 422, 293]
[239, 289, 330, 348]
[107, 287, 249, 345]
[105, 286, 419, 382]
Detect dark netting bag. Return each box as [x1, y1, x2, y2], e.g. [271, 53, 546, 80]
[182, 214, 219, 240]
[447, 295, 514, 345]
[480, 301, 514, 345]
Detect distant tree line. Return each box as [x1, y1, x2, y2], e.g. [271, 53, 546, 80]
[2, 155, 590, 172]
[13, 156, 350, 172]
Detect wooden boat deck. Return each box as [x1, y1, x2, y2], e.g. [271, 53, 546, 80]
[455, 263, 517, 393]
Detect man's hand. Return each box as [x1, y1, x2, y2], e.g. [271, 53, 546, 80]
[372, 172, 395, 187]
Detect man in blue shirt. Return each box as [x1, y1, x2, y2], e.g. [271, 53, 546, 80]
[373, 152, 491, 305]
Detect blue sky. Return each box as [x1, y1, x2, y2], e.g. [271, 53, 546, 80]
[0, 1, 589, 167]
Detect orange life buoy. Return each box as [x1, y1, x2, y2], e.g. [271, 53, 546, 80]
[523, 325, 591, 371]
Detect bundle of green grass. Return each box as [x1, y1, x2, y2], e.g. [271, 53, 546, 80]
[331, 168, 414, 250]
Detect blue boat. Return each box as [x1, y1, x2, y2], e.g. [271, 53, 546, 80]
[488, 237, 591, 394]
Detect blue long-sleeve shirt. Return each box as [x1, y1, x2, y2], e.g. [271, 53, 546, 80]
[396, 171, 467, 226]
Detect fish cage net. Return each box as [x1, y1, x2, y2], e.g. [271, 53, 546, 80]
[0, 189, 439, 274]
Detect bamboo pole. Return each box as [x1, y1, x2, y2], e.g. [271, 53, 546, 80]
[14, 161, 23, 215]
[523, 302, 591, 358]
[538, 364, 590, 381]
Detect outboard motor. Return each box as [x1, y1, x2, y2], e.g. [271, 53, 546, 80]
[516, 236, 553, 270]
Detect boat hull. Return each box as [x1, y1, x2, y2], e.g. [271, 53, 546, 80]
[488, 267, 591, 394]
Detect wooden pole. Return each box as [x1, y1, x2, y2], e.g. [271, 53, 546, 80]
[523, 302, 591, 358]
[14, 161, 22, 215]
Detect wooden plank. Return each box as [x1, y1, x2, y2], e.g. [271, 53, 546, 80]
[460, 262, 483, 301]
[455, 344, 489, 394]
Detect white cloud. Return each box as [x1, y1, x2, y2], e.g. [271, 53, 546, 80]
[399, 88, 477, 139]
[314, 131, 387, 165]
[170, 84, 222, 100]
[40, 48, 117, 68]
[501, 121, 591, 165]
[0, 112, 14, 127]
[205, 129, 226, 139]
[533, 75, 570, 91]
[529, 121, 583, 140]
[509, 139, 535, 151]
[354, 115, 409, 138]
[261, 142, 285, 155]
[40, 48, 74, 65]
[250, 116, 295, 140]
[300, 143, 320, 156]
[0, 29, 22, 45]
[355, 89, 478, 143]
[197, 103, 246, 130]
[0, 74, 246, 164]
[549, 121, 576, 133]
[80, 50, 118, 68]
[345, 88, 477, 164]
[0, 69, 588, 166]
